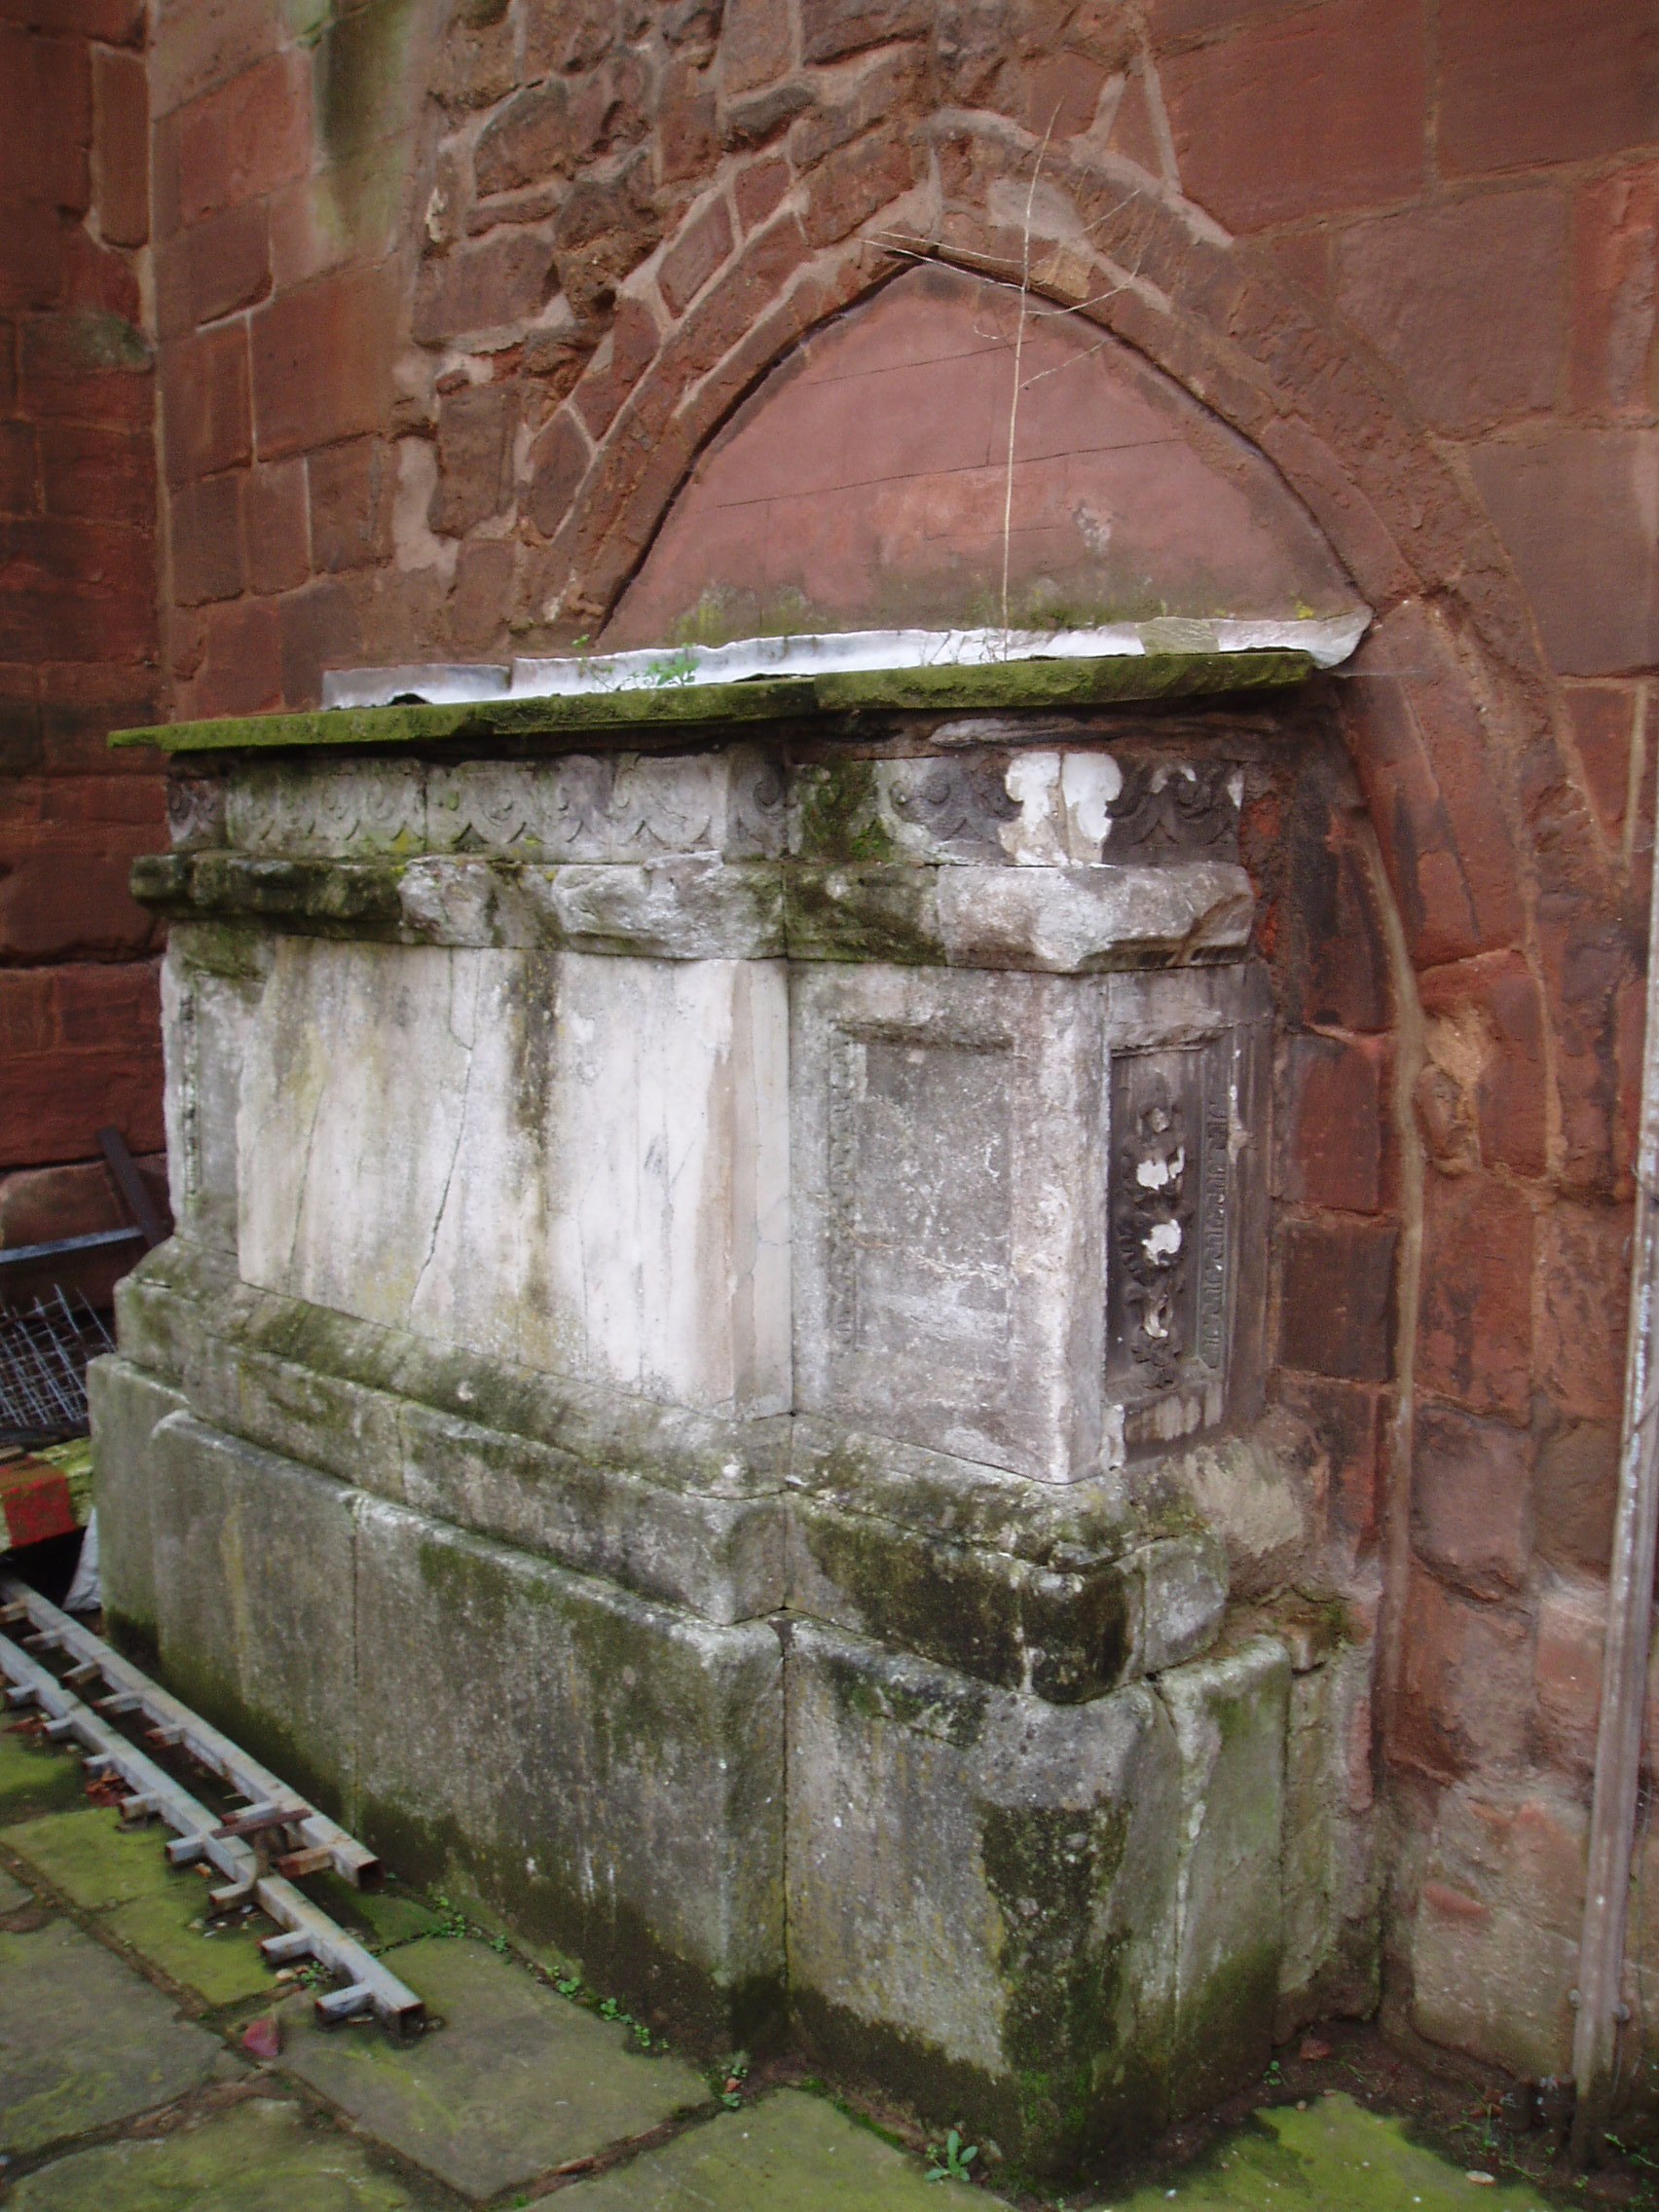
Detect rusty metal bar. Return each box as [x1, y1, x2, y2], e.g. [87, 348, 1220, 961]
[0, 1622, 423, 2036]
[96, 1125, 169, 1251]
[0, 1576, 378, 1888]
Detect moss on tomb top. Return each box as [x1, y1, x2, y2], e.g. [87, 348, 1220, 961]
[112, 649, 1318, 756]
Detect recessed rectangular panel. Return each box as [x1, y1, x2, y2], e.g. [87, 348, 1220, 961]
[829, 1030, 1013, 1379]
[793, 965, 1105, 1481]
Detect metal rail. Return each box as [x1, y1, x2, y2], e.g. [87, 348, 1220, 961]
[1570, 842, 1659, 2157]
[0, 1623, 423, 2035]
[0, 1576, 378, 1888]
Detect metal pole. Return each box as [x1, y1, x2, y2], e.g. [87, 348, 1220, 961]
[1570, 855, 1659, 2159]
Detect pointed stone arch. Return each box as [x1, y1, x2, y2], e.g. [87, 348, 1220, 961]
[599, 259, 1366, 649]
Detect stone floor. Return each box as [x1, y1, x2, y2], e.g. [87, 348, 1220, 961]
[0, 1715, 1580, 2210]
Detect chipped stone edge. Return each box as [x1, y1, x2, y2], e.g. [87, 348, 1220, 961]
[320, 615, 1369, 708]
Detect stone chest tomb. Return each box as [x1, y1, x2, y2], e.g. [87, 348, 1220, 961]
[95, 268, 1384, 2176]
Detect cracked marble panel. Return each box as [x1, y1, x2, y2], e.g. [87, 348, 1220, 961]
[237, 940, 790, 1413]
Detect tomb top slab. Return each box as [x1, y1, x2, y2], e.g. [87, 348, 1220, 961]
[112, 648, 1319, 756]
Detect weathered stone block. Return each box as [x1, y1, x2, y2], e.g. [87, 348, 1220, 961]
[1277, 1641, 1380, 2034]
[785, 1616, 1182, 2173]
[160, 920, 271, 1254]
[353, 1498, 786, 2045]
[144, 1410, 359, 1820]
[1161, 1637, 1289, 2112]
[787, 1450, 1226, 1698]
[393, 1400, 787, 1624]
[87, 1354, 184, 1655]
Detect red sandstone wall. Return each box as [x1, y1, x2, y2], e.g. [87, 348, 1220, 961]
[0, 0, 166, 1263]
[144, 0, 1659, 2090]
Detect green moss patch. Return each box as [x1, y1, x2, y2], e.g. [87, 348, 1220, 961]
[9, 2095, 425, 2210]
[1119, 2093, 1555, 2212]
[0, 1723, 87, 1823]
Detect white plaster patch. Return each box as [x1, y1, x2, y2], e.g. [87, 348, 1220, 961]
[1060, 750, 1123, 855]
[998, 751, 1066, 865]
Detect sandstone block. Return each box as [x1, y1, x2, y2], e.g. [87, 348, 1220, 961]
[1277, 1032, 1387, 1214]
[1411, 1404, 1532, 1599]
[1410, 1783, 1583, 2080]
[173, 49, 310, 229]
[1277, 1218, 1396, 1384]
[159, 321, 250, 486]
[660, 196, 734, 316]
[1469, 429, 1659, 679]
[241, 458, 308, 594]
[1437, 0, 1659, 175]
[156, 198, 270, 339]
[1418, 949, 1547, 1179]
[1417, 1172, 1534, 1419]
[1332, 190, 1567, 432]
[1394, 1569, 1532, 1779]
[1535, 1200, 1630, 1426]
[92, 48, 149, 249]
[251, 263, 401, 462]
[170, 470, 242, 606]
[1161, 0, 1424, 231]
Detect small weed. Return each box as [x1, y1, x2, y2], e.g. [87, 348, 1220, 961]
[596, 1993, 655, 2049]
[719, 2052, 750, 2110]
[490, 1932, 510, 1956]
[927, 2129, 979, 2184]
[1263, 2059, 1285, 2091]
[644, 647, 698, 687]
[554, 1973, 583, 1999]
[428, 1893, 468, 1940]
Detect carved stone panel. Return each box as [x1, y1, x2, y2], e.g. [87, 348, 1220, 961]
[1101, 965, 1270, 1455]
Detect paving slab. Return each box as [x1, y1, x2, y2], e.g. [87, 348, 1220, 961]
[9, 2094, 427, 2209]
[104, 1887, 280, 2009]
[571, 2088, 993, 2209]
[0, 1863, 32, 1910]
[0, 1916, 219, 2157]
[0, 1721, 86, 1821]
[2, 1806, 181, 1909]
[2, 1804, 280, 2007]
[1112, 2093, 1555, 2212]
[275, 1936, 710, 2201]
